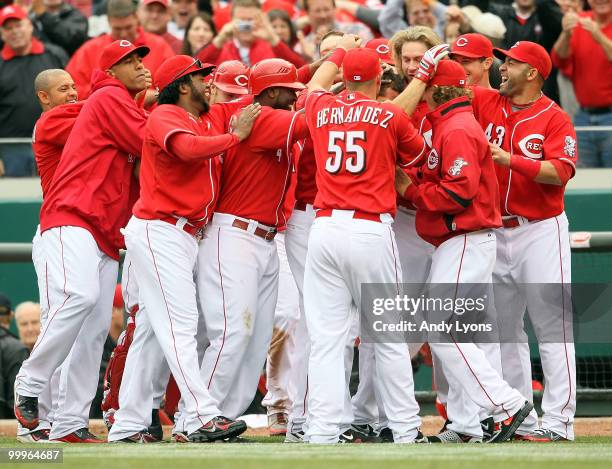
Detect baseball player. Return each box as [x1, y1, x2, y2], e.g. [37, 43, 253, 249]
[210, 60, 250, 104]
[470, 41, 578, 442]
[303, 39, 432, 444]
[394, 56, 534, 444]
[109, 55, 261, 443]
[196, 58, 310, 422]
[15, 40, 150, 443]
[19, 69, 81, 443]
[450, 33, 495, 89]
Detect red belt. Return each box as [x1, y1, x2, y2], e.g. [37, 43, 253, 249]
[502, 217, 521, 229]
[294, 200, 308, 211]
[316, 208, 382, 223]
[232, 219, 277, 241]
[161, 217, 204, 238]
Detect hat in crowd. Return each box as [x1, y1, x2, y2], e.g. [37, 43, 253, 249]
[213, 60, 250, 95]
[343, 48, 382, 83]
[430, 60, 467, 87]
[0, 5, 27, 27]
[494, 41, 552, 79]
[142, 0, 169, 7]
[365, 38, 395, 65]
[262, 0, 298, 17]
[155, 55, 216, 91]
[472, 13, 507, 41]
[0, 293, 12, 316]
[113, 284, 124, 309]
[451, 33, 493, 59]
[100, 40, 150, 71]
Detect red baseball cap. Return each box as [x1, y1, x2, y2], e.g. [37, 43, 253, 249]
[451, 33, 493, 59]
[0, 5, 27, 27]
[213, 60, 250, 95]
[365, 38, 394, 65]
[100, 40, 150, 70]
[155, 55, 216, 92]
[430, 59, 467, 87]
[143, 0, 169, 7]
[343, 48, 382, 83]
[494, 41, 552, 79]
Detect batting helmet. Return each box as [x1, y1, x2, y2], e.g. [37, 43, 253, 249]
[248, 58, 305, 96]
[213, 60, 250, 95]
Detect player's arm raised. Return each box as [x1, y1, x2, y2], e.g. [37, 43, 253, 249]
[307, 34, 361, 93]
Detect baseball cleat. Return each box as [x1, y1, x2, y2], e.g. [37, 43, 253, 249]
[487, 401, 534, 443]
[428, 429, 482, 443]
[51, 428, 104, 443]
[351, 424, 378, 438]
[187, 416, 247, 443]
[284, 430, 305, 443]
[14, 393, 39, 430]
[172, 431, 189, 443]
[378, 427, 393, 443]
[17, 428, 50, 443]
[481, 417, 495, 442]
[148, 409, 164, 442]
[520, 428, 569, 442]
[114, 431, 159, 443]
[268, 412, 288, 436]
[339, 427, 382, 443]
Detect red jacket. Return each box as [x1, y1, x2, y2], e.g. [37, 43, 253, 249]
[40, 71, 147, 260]
[196, 38, 306, 68]
[66, 28, 175, 98]
[404, 97, 501, 247]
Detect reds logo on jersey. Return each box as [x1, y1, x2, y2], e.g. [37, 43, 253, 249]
[427, 149, 439, 169]
[518, 133, 545, 159]
[448, 158, 468, 176]
[564, 136, 576, 158]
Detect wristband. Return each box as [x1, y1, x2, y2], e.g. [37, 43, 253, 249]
[510, 154, 541, 180]
[326, 47, 347, 68]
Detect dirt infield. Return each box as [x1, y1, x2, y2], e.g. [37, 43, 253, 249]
[1, 416, 612, 439]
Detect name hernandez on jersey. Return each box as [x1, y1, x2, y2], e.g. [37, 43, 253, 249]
[471, 87, 578, 220]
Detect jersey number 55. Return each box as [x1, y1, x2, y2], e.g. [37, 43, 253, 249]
[326, 131, 367, 175]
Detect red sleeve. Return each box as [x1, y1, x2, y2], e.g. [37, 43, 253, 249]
[550, 46, 574, 80]
[273, 41, 307, 68]
[100, 90, 147, 157]
[196, 43, 223, 64]
[207, 96, 254, 131]
[304, 90, 333, 128]
[297, 65, 312, 84]
[166, 132, 239, 161]
[406, 130, 482, 214]
[38, 102, 83, 145]
[248, 109, 305, 151]
[543, 110, 578, 179]
[396, 109, 427, 168]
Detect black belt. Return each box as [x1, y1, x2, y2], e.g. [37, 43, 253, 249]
[581, 106, 612, 115]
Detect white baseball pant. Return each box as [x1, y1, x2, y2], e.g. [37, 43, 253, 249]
[493, 213, 575, 439]
[16, 226, 117, 439]
[197, 213, 279, 419]
[304, 211, 421, 444]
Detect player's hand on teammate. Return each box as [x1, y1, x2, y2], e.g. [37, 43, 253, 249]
[395, 166, 413, 196]
[415, 44, 450, 83]
[230, 103, 262, 142]
[489, 143, 511, 166]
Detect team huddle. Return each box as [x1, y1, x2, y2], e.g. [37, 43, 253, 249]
[13, 24, 577, 445]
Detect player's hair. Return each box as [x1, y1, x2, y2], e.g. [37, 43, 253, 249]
[431, 85, 473, 106]
[379, 68, 406, 97]
[107, 0, 137, 18]
[303, 0, 336, 12]
[231, 0, 261, 14]
[390, 26, 442, 78]
[157, 74, 193, 106]
[34, 69, 69, 94]
[318, 30, 344, 56]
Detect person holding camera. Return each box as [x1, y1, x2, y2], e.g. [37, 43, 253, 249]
[196, 0, 305, 67]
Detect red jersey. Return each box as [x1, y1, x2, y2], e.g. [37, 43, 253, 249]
[404, 97, 501, 247]
[213, 105, 309, 227]
[40, 72, 147, 260]
[293, 90, 317, 205]
[133, 105, 238, 226]
[305, 89, 426, 216]
[32, 101, 84, 198]
[471, 87, 578, 220]
[551, 12, 612, 108]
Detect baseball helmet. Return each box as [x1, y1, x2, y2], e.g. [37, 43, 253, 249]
[248, 58, 305, 96]
[213, 60, 250, 95]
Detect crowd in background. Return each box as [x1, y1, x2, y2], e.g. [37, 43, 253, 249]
[0, 0, 610, 176]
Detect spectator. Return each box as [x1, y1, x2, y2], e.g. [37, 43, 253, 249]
[138, 0, 182, 53]
[301, 0, 374, 59]
[14, 302, 41, 353]
[552, 0, 612, 167]
[29, 0, 89, 56]
[181, 11, 216, 56]
[0, 293, 29, 418]
[168, 0, 197, 39]
[197, 0, 306, 66]
[379, 0, 450, 40]
[267, 8, 297, 48]
[66, 0, 174, 98]
[335, 0, 384, 32]
[0, 5, 68, 178]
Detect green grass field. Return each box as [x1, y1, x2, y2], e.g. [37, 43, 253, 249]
[2, 436, 612, 469]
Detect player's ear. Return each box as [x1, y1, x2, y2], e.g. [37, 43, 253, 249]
[37, 91, 50, 107]
[483, 57, 493, 71]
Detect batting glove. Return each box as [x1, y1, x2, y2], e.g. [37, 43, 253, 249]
[415, 44, 450, 83]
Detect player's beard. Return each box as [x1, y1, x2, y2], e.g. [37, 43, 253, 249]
[190, 81, 210, 113]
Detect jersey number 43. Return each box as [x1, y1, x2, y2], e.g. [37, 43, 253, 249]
[326, 131, 367, 174]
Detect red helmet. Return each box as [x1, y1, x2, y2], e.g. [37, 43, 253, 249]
[213, 60, 250, 95]
[248, 58, 305, 96]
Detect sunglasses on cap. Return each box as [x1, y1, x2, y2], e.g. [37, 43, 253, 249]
[173, 58, 203, 82]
